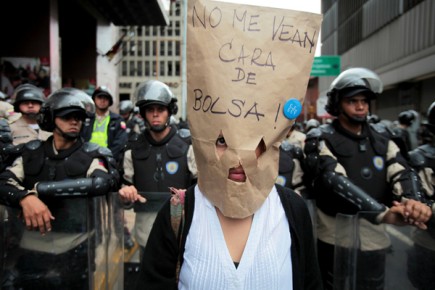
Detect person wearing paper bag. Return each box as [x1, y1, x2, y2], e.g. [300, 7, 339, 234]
[135, 1, 326, 289]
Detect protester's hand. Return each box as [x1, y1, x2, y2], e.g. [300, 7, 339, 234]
[401, 199, 432, 227]
[118, 185, 146, 203]
[19, 194, 55, 235]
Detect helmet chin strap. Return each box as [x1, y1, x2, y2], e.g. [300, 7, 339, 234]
[54, 126, 80, 141]
[343, 111, 367, 125]
[147, 116, 170, 133]
[22, 112, 39, 121]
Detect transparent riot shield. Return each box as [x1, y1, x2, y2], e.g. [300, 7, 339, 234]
[132, 191, 172, 248]
[124, 192, 171, 289]
[1, 192, 124, 290]
[0, 205, 5, 280]
[334, 212, 435, 290]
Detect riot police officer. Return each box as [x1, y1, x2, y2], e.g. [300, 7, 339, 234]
[81, 86, 128, 162]
[0, 88, 141, 289]
[9, 83, 51, 144]
[277, 137, 306, 197]
[393, 109, 416, 156]
[305, 118, 320, 133]
[304, 67, 432, 290]
[407, 101, 435, 290]
[119, 80, 197, 256]
[119, 99, 145, 138]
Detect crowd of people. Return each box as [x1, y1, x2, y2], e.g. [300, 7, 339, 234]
[0, 67, 433, 290]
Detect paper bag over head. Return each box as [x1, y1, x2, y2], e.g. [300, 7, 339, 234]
[187, 0, 322, 218]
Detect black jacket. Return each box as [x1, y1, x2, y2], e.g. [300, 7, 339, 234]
[136, 184, 323, 290]
[81, 111, 128, 162]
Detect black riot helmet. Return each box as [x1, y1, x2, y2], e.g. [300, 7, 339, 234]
[134, 80, 178, 115]
[134, 80, 178, 133]
[398, 110, 416, 126]
[38, 88, 95, 132]
[305, 119, 320, 132]
[119, 100, 134, 115]
[325, 68, 383, 117]
[426, 101, 435, 134]
[13, 83, 45, 112]
[92, 86, 113, 106]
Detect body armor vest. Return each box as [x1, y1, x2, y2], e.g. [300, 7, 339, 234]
[413, 144, 435, 171]
[130, 128, 191, 193]
[20, 138, 110, 232]
[317, 122, 391, 215]
[277, 140, 302, 188]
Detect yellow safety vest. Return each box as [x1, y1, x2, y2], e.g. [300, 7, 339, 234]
[89, 115, 110, 148]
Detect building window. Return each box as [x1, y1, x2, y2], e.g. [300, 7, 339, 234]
[145, 27, 150, 36]
[122, 42, 128, 56]
[129, 61, 135, 76]
[160, 61, 165, 76]
[160, 41, 165, 56]
[145, 41, 150, 56]
[168, 61, 173, 76]
[120, 82, 132, 89]
[145, 61, 150, 76]
[152, 27, 157, 36]
[175, 5, 181, 16]
[175, 41, 180, 56]
[122, 61, 127, 76]
[175, 61, 180, 76]
[137, 26, 142, 36]
[137, 61, 143, 76]
[137, 41, 142, 56]
[168, 41, 173, 56]
[175, 21, 180, 36]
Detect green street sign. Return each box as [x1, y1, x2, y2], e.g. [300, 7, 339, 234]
[311, 55, 341, 76]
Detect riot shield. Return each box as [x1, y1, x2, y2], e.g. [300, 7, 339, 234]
[124, 191, 172, 289]
[1, 192, 124, 290]
[334, 212, 435, 290]
[0, 205, 5, 280]
[132, 192, 172, 248]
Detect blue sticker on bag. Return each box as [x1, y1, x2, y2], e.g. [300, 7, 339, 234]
[283, 99, 302, 120]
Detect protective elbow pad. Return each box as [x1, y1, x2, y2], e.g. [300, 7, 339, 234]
[36, 177, 111, 197]
[396, 169, 426, 202]
[322, 171, 385, 213]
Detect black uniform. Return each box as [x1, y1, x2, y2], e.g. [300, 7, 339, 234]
[122, 125, 195, 249]
[81, 111, 128, 162]
[277, 140, 306, 196]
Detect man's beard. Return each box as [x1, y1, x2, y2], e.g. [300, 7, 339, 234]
[23, 112, 39, 120]
[150, 124, 167, 132]
[344, 111, 367, 124]
[55, 126, 80, 140]
[61, 132, 80, 140]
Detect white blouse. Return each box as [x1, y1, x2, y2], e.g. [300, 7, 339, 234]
[179, 185, 293, 290]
